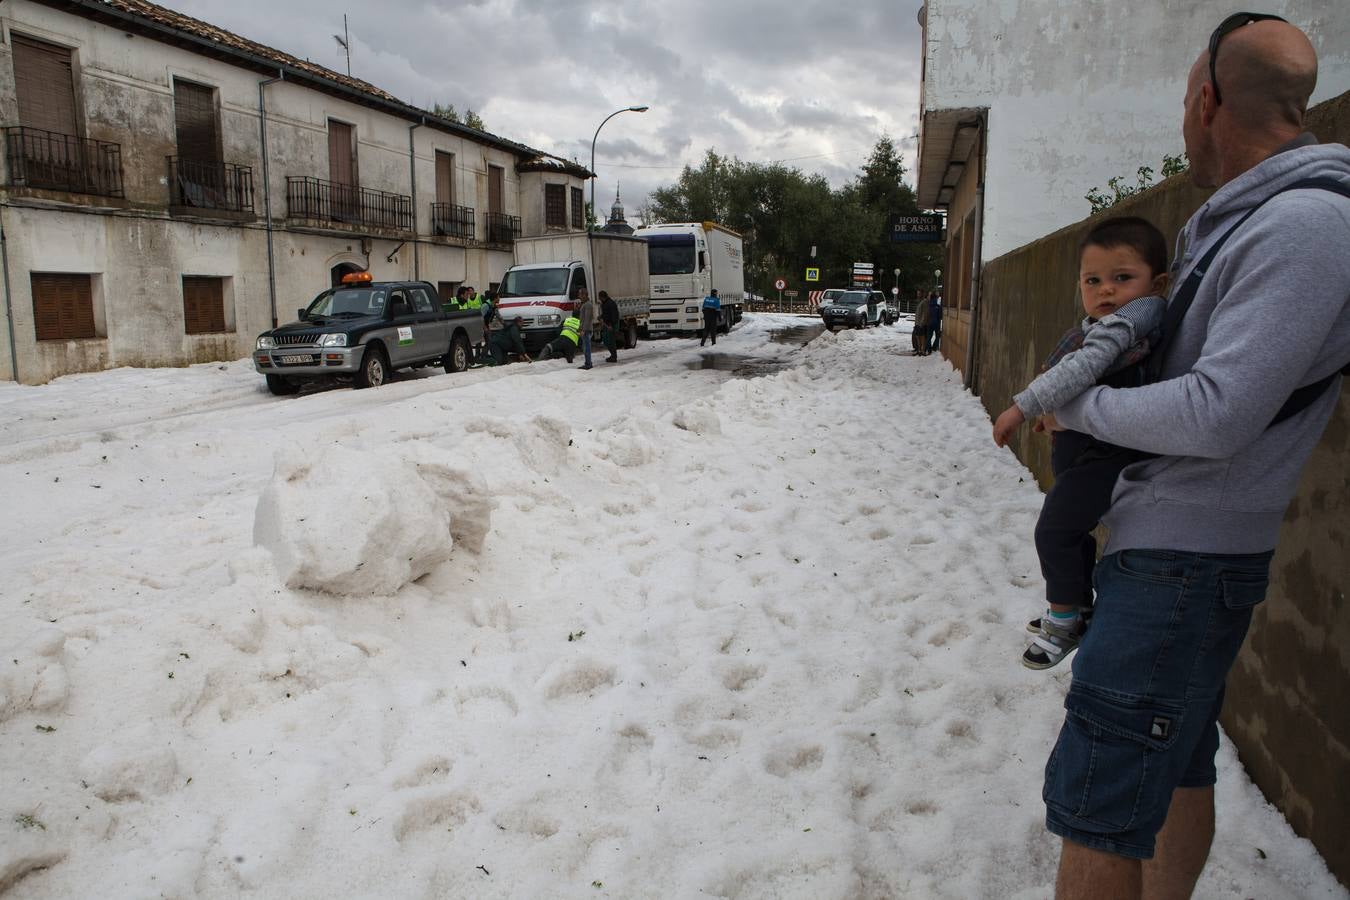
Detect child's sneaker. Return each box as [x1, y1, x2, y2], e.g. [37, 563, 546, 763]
[1022, 615, 1084, 670]
[1025, 606, 1093, 634]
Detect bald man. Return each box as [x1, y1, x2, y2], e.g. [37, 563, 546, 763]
[1041, 16, 1350, 900]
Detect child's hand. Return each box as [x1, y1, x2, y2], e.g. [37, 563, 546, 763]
[992, 405, 1026, 447]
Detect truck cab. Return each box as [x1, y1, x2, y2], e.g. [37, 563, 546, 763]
[496, 261, 588, 353]
[498, 232, 651, 353]
[634, 222, 744, 337]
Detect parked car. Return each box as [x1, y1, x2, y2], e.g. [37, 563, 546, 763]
[252, 272, 485, 395]
[820, 289, 888, 329]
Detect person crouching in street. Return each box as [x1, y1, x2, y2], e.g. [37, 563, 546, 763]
[700, 289, 721, 346]
[486, 308, 532, 366]
[599, 290, 621, 363]
[537, 312, 581, 363]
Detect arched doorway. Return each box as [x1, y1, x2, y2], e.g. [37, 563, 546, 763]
[331, 262, 364, 287]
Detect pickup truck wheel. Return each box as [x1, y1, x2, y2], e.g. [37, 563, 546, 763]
[444, 333, 471, 373]
[265, 374, 299, 396]
[623, 322, 638, 350]
[355, 346, 389, 389]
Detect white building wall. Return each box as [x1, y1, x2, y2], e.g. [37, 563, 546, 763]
[922, 0, 1350, 261]
[0, 0, 584, 382]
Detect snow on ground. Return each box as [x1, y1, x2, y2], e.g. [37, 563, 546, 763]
[1, 315, 1343, 899]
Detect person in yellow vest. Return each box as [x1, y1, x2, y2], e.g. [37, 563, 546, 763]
[536, 314, 581, 362]
[463, 287, 484, 312]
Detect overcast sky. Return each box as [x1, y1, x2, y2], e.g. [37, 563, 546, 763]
[163, 0, 926, 219]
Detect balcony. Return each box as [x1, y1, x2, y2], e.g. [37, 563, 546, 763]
[4, 125, 124, 198]
[168, 156, 255, 216]
[431, 203, 475, 242]
[484, 211, 521, 246]
[285, 175, 412, 233]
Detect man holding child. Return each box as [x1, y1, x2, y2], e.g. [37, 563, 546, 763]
[994, 15, 1348, 899]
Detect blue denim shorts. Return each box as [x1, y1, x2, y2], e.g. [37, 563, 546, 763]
[1043, 548, 1272, 859]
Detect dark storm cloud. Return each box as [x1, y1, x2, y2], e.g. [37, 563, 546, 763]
[162, 0, 925, 219]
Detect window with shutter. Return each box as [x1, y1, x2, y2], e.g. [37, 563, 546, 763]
[328, 121, 356, 186]
[173, 80, 220, 163]
[31, 273, 96, 341]
[571, 187, 584, 229]
[182, 276, 227, 334]
[545, 184, 566, 228]
[435, 151, 454, 205]
[12, 34, 78, 136]
[488, 165, 504, 214]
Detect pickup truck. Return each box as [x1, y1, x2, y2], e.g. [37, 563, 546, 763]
[252, 274, 485, 395]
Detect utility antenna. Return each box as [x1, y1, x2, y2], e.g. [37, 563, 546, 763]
[332, 15, 351, 76]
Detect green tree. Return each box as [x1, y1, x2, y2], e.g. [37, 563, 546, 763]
[431, 103, 460, 123]
[465, 109, 485, 131]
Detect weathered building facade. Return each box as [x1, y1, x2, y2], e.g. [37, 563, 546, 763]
[914, 0, 1350, 380]
[0, 0, 590, 384]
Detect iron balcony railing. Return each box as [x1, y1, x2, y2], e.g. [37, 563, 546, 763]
[285, 175, 412, 231]
[167, 156, 255, 214]
[431, 203, 475, 241]
[484, 211, 521, 245]
[4, 125, 124, 198]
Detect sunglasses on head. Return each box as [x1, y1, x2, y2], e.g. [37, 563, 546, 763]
[1208, 12, 1288, 105]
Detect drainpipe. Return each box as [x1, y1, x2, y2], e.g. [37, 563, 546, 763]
[258, 70, 283, 328]
[0, 209, 17, 382]
[408, 118, 423, 280]
[963, 113, 987, 393]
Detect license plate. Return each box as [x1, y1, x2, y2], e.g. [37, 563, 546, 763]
[280, 354, 315, 365]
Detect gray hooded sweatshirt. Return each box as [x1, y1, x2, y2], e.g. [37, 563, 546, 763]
[1056, 138, 1350, 555]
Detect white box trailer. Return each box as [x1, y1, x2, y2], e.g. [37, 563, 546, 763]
[634, 222, 745, 337]
[499, 232, 651, 352]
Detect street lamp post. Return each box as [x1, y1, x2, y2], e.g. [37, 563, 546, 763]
[590, 105, 649, 229]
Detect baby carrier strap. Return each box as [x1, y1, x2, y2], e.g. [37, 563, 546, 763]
[1146, 177, 1350, 428]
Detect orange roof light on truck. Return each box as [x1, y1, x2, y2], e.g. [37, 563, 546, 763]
[341, 271, 374, 284]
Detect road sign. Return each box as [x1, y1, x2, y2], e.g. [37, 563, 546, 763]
[891, 287, 899, 295]
[805, 267, 820, 282]
[784, 290, 799, 297]
[853, 274, 874, 283]
[887, 213, 944, 243]
[774, 278, 786, 291]
[853, 262, 874, 272]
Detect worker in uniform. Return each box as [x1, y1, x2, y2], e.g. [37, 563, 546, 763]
[537, 314, 581, 363]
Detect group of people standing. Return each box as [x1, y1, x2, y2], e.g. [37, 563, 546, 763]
[911, 291, 943, 356]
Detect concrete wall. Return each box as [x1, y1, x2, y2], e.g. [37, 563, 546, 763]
[973, 93, 1350, 886]
[0, 0, 583, 383]
[920, 0, 1350, 261]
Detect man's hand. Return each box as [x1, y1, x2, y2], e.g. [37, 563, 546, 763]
[992, 405, 1026, 447]
[1038, 412, 1065, 434]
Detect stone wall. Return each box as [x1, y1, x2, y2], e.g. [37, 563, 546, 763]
[973, 93, 1349, 884]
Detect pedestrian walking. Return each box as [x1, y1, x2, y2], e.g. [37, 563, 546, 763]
[913, 294, 932, 355]
[928, 293, 943, 353]
[700, 289, 721, 346]
[1038, 17, 1349, 899]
